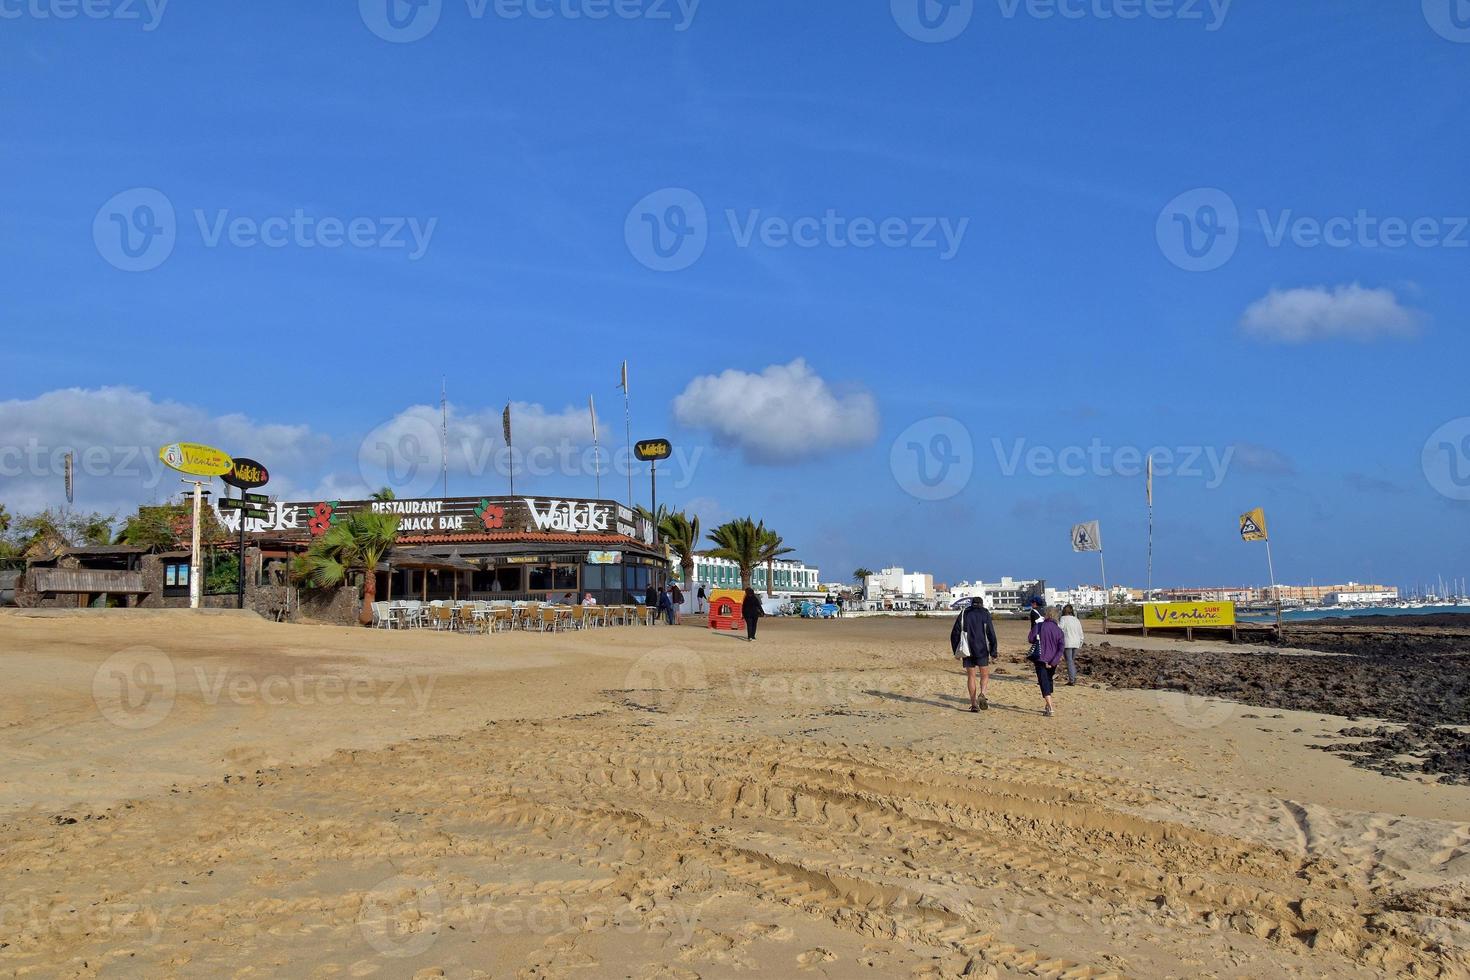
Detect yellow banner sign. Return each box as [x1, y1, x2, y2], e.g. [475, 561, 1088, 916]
[159, 442, 234, 478]
[1145, 602, 1237, 628]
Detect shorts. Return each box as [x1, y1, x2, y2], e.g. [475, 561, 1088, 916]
[962, 653, 992, 669]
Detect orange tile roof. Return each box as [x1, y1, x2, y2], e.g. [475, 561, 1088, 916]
[397, 532, 645, 546]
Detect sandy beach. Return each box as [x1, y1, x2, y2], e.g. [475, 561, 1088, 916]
[1, 610, 1467, 978]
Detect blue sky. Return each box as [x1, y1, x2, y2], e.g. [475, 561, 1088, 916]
[2, 0, 1468, 592]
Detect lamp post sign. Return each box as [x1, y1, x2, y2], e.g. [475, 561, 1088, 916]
[219, 461, 271, 610]
[634, 439, 673, 541]
[222, 458, 269, 491]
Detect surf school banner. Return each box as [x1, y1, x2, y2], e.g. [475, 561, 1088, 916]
[1145, 602, 1237, 628]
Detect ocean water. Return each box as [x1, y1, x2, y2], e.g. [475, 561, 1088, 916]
[1238, 604, 1470, 623]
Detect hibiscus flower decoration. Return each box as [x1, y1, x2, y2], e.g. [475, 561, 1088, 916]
[308, 501, 337, 536]
[475, 500, 505, 530]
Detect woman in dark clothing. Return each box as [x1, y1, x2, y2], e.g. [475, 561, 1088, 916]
[1028, 606, 1067, 717]
[741, 587, 764, 641]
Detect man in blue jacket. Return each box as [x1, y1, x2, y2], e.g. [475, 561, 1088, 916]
[950, 597, 1000, 712]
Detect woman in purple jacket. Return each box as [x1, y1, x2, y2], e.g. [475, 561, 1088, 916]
[1027, 606, 1066, 717]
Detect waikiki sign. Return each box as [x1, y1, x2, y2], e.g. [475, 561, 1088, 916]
[217, 496, 630, 539]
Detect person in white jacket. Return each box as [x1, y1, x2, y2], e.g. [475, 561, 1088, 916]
[1058, 604, 1085, 686]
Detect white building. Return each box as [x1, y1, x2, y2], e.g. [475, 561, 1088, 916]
[864, 567, 935, 603]
[1045, 585, 1112, 610]
[949, 577, 1045, 614]
[684, 554, 821, 595]
[1324, 589, 1397, 605]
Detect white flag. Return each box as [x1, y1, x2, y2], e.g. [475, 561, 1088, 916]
[1071, 521, 1102, 553]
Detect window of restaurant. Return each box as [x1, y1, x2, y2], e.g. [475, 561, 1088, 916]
[473, 567, 522, 593]
[623, 564, 650, 593]
[528, 565, 578, 592]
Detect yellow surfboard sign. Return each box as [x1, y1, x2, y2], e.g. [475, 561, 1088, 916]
[1145, 602, 1237, 628]
[159, 442, 234, 478]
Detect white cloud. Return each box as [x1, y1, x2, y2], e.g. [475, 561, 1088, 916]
[353, 400, 605, 499]
[0, 387, 327, 515]
[1240, 284, 1423, 343]
[672, 359, 879, 464]
[1231, 442, 1295, 476]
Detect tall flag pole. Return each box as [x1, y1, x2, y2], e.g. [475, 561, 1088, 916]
[589, 395, 602, 500]
[1239, 507, 1277, 632]
[440, 378, 450, 499]
[1146, 455, 1154, 601]
[1071, 521, 1106, 628]
[502, 403, 514, 499]
[618, 361, 633, 508]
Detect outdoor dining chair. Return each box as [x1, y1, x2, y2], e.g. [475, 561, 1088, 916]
[430, 605, 456, 631]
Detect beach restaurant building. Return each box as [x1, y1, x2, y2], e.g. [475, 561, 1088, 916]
[221, 494, 668, 607]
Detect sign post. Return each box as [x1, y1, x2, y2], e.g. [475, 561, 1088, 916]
[635, 439, 673, 543]
[223, 459, 270, 610]
[188, 480, 204, 609]
[159, 443, 234, 612]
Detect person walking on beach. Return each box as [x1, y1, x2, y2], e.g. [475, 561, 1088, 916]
[741, 587, 764, 641]
[696, 584, 707, 615]
[1024, 595, 1045, 660]
[950, 596, 999, 712]
[1028, 606, 1066, 717]
[657, 586, 675, 625]
[670, 582, 685, 625]
[1058, 603, 1084, 686]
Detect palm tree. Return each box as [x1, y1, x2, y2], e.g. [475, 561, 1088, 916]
[758, 528, 795, 598]
[633, 503, 670, 537]
[297, 512, 400, 625]
[852, 567, 874, 584]
[659, 510, 701, 590]
[705, 517, 766, 590]
[371, 487, 396, 501]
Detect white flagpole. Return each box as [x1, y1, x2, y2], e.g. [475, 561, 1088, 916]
[589, 395, 601, 500]
[1099, 549, 1109, 629]
[1146, 455, 1154, 602]
[620, 361, 633, 509]
[441, 378, 449, 499]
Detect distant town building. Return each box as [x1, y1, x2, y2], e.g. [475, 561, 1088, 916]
[1151, 582, 1399, 605]
[864, 567, 935, 603]
[685, 554, 821, 595]
[1263, 583, 1398, 604]
[1045, 585, 1112, 609]
[1160, 586, 1257, 603]
[949, 577, 1045, 614]
[1323, 588, 1398, 605]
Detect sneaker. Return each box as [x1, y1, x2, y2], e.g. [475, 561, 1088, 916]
[1044, 705, 1054, 717]
[978, 696, 989, 710]
[969, 704, 979, 713]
